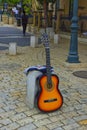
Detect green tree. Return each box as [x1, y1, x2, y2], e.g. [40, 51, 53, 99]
[22, 0, 32, 14]
[1, 0, 20, 5]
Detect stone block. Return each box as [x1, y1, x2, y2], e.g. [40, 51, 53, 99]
[46, 27, 54, 35]
[39, 28, 45, 34]
[30, 35, 38, 47]
[50, 31, 55, 40]
[54, 34, 59, 44]
[9, 42, 17, 55]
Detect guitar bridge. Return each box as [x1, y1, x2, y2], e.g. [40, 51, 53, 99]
[44, 98, 57, 103]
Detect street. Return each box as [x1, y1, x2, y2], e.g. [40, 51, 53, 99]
[0, 26, 30, 50]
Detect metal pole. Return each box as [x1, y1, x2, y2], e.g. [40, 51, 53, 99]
[67, 0, 80, 63]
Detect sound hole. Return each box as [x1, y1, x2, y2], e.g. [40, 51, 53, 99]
[44, 98, 57, 103]
[45, 81, 54, 91]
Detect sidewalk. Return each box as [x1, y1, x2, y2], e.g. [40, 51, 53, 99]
[0, 25, 87, 130]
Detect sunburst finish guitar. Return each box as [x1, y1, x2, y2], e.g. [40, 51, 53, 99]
[37, 33, 63, 112]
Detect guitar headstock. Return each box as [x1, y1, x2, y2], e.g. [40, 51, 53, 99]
[41, 33, 49, 48]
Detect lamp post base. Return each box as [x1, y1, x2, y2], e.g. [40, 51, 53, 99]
[67, 55, 80, 63]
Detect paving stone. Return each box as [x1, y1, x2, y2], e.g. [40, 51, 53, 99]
[1, 122, 20, 130]
[0, 118, 12, 125]
[0, 108, 5, 113]
[77, 109, 87, 115]
[24, 109, 39, 116]
[62, 111, 79, 119]
[3, 104, 17, 111]
[15, 106, 29, 113]
[15, 102, 26, 107]
[32, 114, 49, 121]
[6, 122, 20, 130]
[62, 123, 80, 130]
[0, 124, 3, 128]
[35, 126, 49, 130]
[75, 126, 87, 130]
[61, 118, 75, 125]
[10, 113, 26, 122]
[49, 115, 65, 123]
[16, 117, 34, 126]
[0, 111, 16, 118]
[0, 126, 11, 130]
[47, 121, 63, 130]
[73, 115, 87, 122]
[48, 110, 62, 117]
[53, 127, 64, 130]
[34, 119, 51, 127]
[18, 123, 36, 130]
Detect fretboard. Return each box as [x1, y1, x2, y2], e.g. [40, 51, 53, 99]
[45, 46, 52, 88]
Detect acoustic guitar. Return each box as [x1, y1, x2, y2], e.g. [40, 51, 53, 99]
[37, 33, 63, 112]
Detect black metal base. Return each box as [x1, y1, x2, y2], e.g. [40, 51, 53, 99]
[67, 55, 80, 63]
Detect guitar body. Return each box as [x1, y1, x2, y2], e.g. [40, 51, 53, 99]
[38, 74, 63, 112]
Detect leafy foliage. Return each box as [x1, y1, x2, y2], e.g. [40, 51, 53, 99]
[1, 0, 20, 5]
[23, 0, 32, 14]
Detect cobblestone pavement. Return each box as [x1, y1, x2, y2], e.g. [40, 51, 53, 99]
[0, 25, 87, 130]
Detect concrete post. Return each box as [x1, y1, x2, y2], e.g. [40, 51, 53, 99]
[54, 34, 59, 44]
[0, 14, 1, 22]
[30, 35, 38, 47]
[9, 42, 17, 55]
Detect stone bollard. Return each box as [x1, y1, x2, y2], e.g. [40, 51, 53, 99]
[39, 28, 45, 34]
[13, 18, 17, 26]
[46, 27, 54, 36]
[30, 35, 38, 47]
[0, 14, 1, 22]
[54, 34, 59, 44]
[26, 70, 42, 109]
[9, 42, 17, 55]
[50, 31, 54, 40]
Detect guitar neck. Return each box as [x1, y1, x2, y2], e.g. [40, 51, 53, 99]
[41, 32, 52, 87]
[45, 46, 52, 86]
